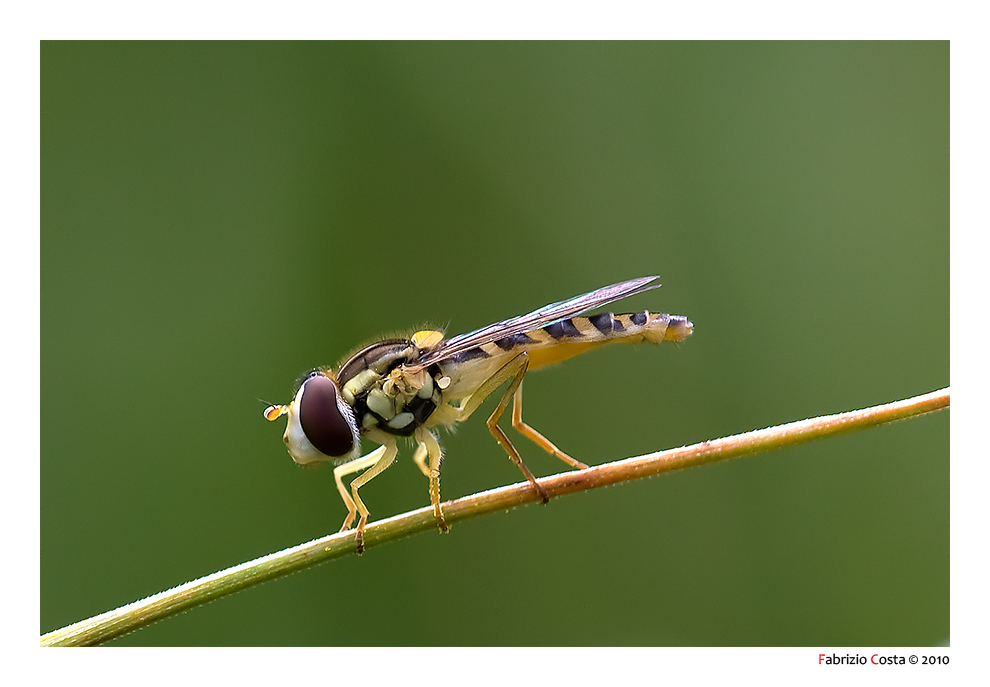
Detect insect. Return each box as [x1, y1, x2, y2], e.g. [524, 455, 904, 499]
[264, 276, 692, 551]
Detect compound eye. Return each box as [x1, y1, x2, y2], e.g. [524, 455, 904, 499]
[298, 374, 357, 458]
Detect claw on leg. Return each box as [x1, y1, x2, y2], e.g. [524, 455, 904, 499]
[354, 517, 366, 554]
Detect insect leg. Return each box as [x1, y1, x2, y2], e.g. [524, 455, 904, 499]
[449, 353, 549, 503]
[332, 439, 398, 553]
[511, 381, 589, 470]
[333, 446, 387, 534]
[412, 427, 448, 533]
[412, 441, 431, 478]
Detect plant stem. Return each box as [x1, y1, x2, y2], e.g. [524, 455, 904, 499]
[41, 386, 949, 646]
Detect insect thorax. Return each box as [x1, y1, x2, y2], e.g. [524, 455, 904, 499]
[336, 339, 444, 437]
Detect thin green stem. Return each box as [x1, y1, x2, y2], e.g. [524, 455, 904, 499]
[41, 387, 949, 646]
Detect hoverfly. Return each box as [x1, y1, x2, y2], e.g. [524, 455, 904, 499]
[264, 276, 692, 551]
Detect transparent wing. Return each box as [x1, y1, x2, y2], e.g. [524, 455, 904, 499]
[411, 276, 662, 368]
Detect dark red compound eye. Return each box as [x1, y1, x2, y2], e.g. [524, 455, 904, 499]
[298, 374, 356, 457]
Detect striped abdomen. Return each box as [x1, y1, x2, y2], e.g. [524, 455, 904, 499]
[437, 311, 692, 399]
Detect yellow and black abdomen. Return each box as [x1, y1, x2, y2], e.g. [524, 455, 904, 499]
[437, 310, 692, 398]
[523, 310, 692, 370]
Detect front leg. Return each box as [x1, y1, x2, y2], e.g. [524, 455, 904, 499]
[333, 446, 388, 535]
[332, 437, 398, 553]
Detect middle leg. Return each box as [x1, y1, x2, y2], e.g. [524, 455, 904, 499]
[413, 427, 448, 533]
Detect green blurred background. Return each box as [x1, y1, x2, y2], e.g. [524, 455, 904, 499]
[41, 42, 948, 646]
